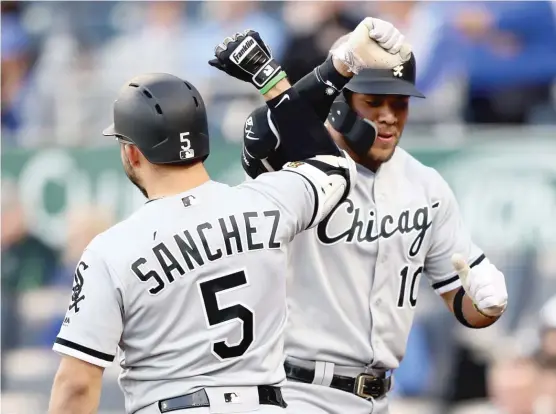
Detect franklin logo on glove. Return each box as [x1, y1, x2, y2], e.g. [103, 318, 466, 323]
[231, 38, 256, 64]
[209, 29, 287, 94]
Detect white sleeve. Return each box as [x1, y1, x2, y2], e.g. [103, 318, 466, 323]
[424, 170, 484, 295]
[52, 248, 124, 367]
[238, 170, 317, 241]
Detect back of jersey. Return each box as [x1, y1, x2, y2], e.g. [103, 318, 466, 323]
[53, 175, 315, 413]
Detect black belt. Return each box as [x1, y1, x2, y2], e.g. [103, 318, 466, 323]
[158, 385, 286, 412]
[284, 361, 391, 400]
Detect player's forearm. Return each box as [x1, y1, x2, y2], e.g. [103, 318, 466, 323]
[49, 368, 102, 414]
[443, 287, 500, 329]
[263, 85, 341, 160]
[49, 384, 100, 414]
[256, 56, 349, 161]
[290, 56, 352, 121]
[263, 57, 353, 101]
[264, 56, 351, 115]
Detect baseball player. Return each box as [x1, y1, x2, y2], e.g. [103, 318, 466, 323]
[48, 30, 358, 414]
[241, 18, 510, 414]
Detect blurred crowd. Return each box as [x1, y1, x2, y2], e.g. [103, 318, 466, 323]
[2, 1, 556, 413]
[2, 1, 556, 147]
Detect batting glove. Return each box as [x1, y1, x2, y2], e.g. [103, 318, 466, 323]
[330, 17, 412, 74]
[209, 29, 287, 95]
[452, 254, 508, 318]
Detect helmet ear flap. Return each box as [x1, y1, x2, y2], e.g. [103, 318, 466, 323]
[327, 93, 377, 157]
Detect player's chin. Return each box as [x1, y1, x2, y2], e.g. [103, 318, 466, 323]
[369, 141, 397, 163]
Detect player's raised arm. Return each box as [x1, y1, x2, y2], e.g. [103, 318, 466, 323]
[209, 29, 357, 235]
[209, 29, 342, 162]
[236, 18, 413, 178]
[49, 244, 124, 414]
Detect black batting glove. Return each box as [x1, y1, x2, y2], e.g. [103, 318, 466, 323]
[208, 29, 287, 95]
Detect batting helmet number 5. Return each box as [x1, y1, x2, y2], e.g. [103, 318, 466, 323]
[180, 132, 195, 160]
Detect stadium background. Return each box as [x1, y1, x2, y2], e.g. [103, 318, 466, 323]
[2, 1, 556, 413]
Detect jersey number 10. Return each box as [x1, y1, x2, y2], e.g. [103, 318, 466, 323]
[397, 266, 423, 309]
[198, 270, 254, 360]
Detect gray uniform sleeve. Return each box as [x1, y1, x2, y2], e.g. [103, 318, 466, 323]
[52, 247, 124, 367]
[238, 170, 316, 242]
[424, 170, 484, 295]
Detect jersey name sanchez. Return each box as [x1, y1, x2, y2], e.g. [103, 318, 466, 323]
[53, 174, 315, 414]
[284, 147, 483, 370]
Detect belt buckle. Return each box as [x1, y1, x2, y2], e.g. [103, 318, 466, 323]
[354, 374, 383, 399]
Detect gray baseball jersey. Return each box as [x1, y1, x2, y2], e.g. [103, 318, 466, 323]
[53, 173, 318, 413]
[284, 147, 483, 370]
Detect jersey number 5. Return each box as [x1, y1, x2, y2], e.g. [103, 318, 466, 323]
[198, 271, 254, 360]
[397, 266, 423, 308]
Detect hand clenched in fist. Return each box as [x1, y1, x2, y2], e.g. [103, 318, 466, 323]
[208, 29, 287, 95]
[331, 17, 412, 74]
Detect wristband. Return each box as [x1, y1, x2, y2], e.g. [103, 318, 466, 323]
[259, 71, 287, 95]
[453, 287, 490, 329]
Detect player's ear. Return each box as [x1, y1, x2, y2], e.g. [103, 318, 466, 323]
[123, 143, 143, 167]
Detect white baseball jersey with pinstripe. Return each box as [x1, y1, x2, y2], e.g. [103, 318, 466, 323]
[53, 173, 319, 414]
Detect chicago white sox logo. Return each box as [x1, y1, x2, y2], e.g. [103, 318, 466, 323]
[180, 132, 195, 160]
[69, 261, 88, 313]
[393, 65, 404, 78]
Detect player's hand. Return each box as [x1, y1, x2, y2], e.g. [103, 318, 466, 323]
[330, 17, 412, 74]
[209, 29, 287, 94]
[451, 254, 508, 318]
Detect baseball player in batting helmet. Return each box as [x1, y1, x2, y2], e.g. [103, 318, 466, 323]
[241, 17, 509, 414]
[101, 73, 210, 198]
[48, 30, 362, 413]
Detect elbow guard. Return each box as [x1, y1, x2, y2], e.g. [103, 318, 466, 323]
[283, 151, 357, 229]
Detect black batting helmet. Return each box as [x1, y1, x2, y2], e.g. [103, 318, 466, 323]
[103, 73, 209, 165]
